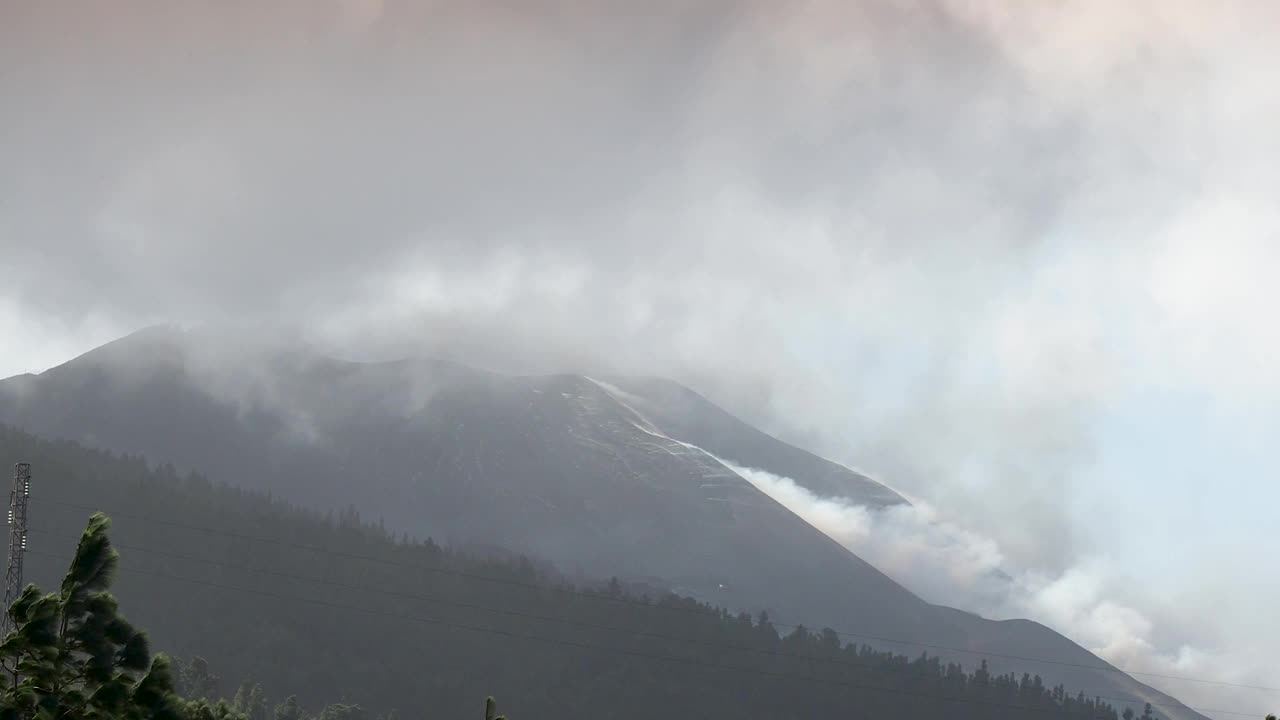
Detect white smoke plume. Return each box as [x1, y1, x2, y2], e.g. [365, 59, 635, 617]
[4, 3, 1279, 718]
[718, 459, 1279, 720]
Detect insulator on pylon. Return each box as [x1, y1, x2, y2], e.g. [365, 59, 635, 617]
[3, 463, 32, 639]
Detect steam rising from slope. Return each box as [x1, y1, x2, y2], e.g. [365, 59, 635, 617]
[719, 460, 1279, 717]
[4, 2, 1280, 717]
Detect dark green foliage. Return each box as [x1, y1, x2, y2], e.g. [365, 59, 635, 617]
[0, 512, 184, 720]
[0, 506, 513, 720]
[233, 682, 268, 720]
[273, 696, 302, 720]
[176, 657, 221, 702]
[483, 696, 505, 720]
[180, 696, 247, 720]
[5, 426, 1137, 720]
[313, 703, 362, 720]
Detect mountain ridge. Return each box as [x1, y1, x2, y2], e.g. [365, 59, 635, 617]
[0, 327, 1207, 720]
[0, 422, 1147, 720]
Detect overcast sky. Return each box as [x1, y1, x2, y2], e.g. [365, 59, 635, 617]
[2, 1, 1278, 717]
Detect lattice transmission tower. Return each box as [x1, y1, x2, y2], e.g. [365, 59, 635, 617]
[2, 462, 31, 637]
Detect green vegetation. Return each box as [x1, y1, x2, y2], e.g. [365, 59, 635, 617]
[0, 512, 179, 720]
[0, 509, 503, 720]
[2, 426, 1138, 719]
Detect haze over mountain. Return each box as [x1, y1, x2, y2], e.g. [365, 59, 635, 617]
[4, 2, 1279, 718]
[0, 423, 1157, 720]
[0, 327, 1209, 720]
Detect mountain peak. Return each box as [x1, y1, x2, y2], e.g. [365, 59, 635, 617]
[0, 329, 1209, 720]
[49, 323, 188, 371]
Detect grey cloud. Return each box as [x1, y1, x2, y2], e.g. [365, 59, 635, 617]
[0, 0, 1261, 552]
[5, 0, 1076, 319]
[4, 2, 1279, 715]
[1, 0, 1266, 553]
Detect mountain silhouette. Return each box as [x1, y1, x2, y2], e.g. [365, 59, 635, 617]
[0, 326, 1205, 720]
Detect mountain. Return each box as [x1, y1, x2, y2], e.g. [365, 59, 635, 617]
[0, 424, 1131, 720]
[586, 374, 906, 507]
[0, 327, 1205, 720]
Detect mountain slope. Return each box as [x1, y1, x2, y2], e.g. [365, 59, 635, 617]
[0, 327, 1206, 720]
[2, 424, 1137, 720]
[593, 375, 906, 506]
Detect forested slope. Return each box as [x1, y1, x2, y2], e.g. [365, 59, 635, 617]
[2, 425, 1147, 720]
[0, 329, 1208, 720]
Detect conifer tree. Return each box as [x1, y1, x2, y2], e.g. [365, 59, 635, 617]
[177, 657, 221, 701]
[273, 695, 302, 720]
[0, 512, 183, 720]
[233, 681, 267, 720]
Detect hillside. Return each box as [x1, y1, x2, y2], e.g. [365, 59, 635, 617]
[0, 327, 1206, 720]
[6, 424, 1136, 720]
[0, 327, 929, 631]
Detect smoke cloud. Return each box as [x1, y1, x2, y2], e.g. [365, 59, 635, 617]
[721, 459, 1279, 718]
[3, 2, 1279, 718]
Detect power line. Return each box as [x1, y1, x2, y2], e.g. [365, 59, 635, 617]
[26, 525, 1244, 718]
[34, 496, 1277, 696]
[20, 546, 1185, 720]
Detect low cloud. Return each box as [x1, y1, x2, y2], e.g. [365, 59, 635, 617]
[3, 3, 1279, 718]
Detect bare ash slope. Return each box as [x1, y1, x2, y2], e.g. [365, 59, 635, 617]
[592, 374, 908, 507]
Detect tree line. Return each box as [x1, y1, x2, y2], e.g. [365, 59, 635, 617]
[0, 512, 509, 720]
[0, 425, 1239, 720]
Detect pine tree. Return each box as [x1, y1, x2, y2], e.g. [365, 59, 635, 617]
[233, 682, 251, 715]
[177, 657, 221, 700]
[232, 682, 267, 720]
[273, 695, 302, 720]
[0, 512, 183, 720]
[483, 696, 506, 720]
